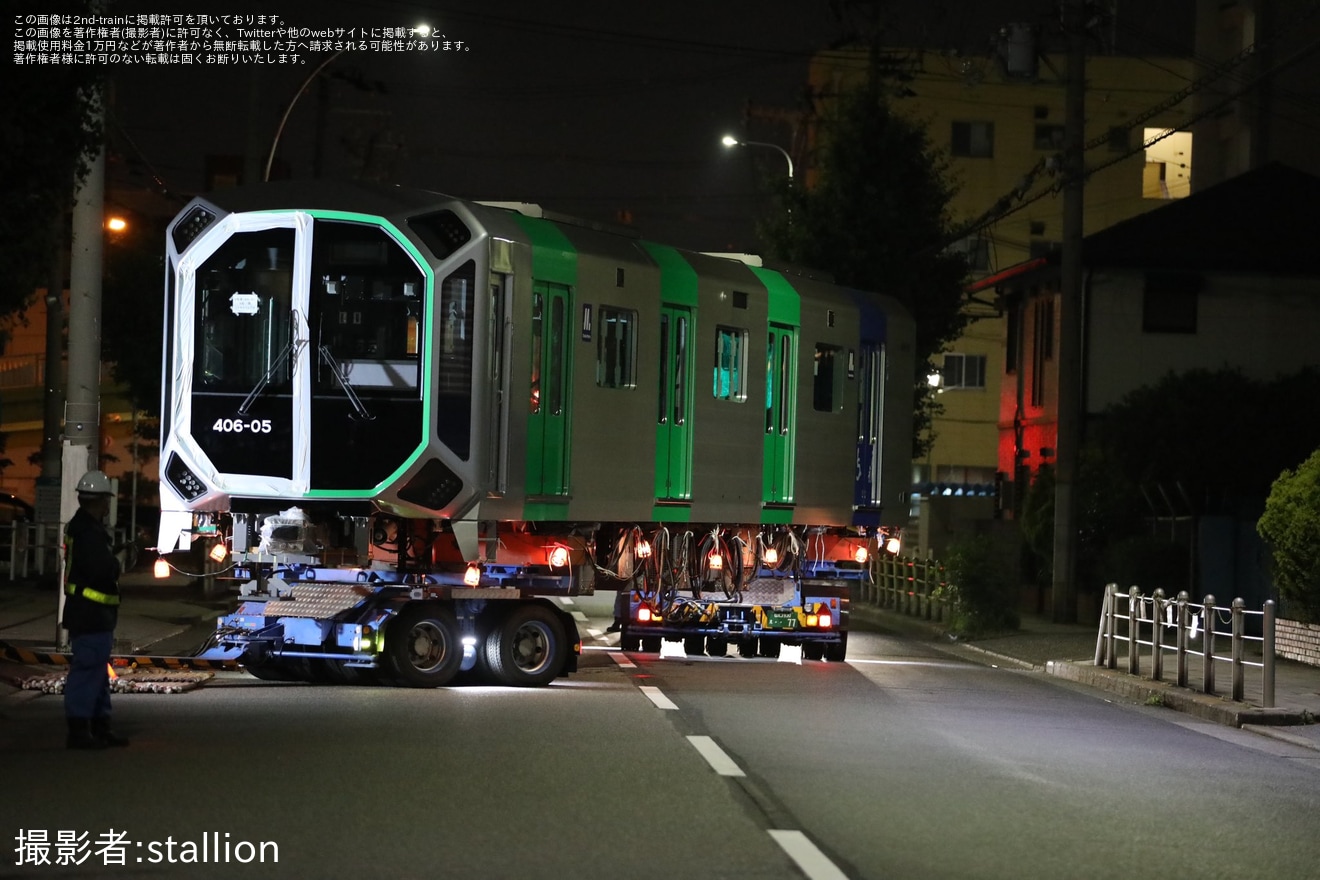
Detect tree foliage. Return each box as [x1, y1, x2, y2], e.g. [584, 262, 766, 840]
[1090, 367, 1320, 511]
[1, 2, 101, 325]
[759, 85, 968, 456]
[1257, 447, 1320, 624]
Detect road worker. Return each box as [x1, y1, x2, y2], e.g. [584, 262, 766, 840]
[61, 470, 129, 749]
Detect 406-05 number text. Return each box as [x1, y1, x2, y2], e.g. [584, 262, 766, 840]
[211, 418, 273, 434]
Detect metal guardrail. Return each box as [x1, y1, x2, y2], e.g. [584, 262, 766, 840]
[863, 552, 949, 623]
[1094, 583, 1276, 708]
[1, 521, 133, 581]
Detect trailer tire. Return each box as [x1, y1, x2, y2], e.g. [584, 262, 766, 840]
[641, 635, 662, 653]
[758, 638, 782, 659]
[824, 632, 848, 662]
[386, 604, 463, 687]
[737, 638, 758, 659]
[619, 626, 642, 653]
[683, 635, 705, 656]
[242, 659, 302, 682]
[484, 603, 568, 687]
[802, 642, 825, 661]
[706, 636, 728, 657]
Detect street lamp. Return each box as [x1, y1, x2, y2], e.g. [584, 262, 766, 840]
[721, 134, 794, 183]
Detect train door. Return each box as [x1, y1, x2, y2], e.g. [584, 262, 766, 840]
[855, 342, 885, 506]
[654, 304, 694, 500]
[527, 281, 572, 496]
[763, 323, 797, 504]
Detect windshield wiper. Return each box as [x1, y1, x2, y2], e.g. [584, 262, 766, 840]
[238, 338, 300, 416]
[318, 345, 374, 421]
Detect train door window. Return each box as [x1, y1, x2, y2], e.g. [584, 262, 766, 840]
[548, 295, 566, 415]
[658, 313, 670, 422]
[530, 292, 543, 413]
[656, 304, 694, 500]
[713, 326, 747, 402]
[596, 306, 637, 388]
[814, 343, 843, 412]
[763, 324, 797, 504]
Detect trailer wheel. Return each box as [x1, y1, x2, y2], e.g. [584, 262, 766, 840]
[737, 638, 758, 658]
[484, 604, 567, 687]
[242, 659, 303, 682]
[706, 636, 728, 658]
[758, 639, 782, 659]
[802, 642, 825, 661]
[824, 632, 849, 662]
[683, 635, 705, 656]
[386, 605, 463, 687]
[641, 635, 662, 653]
[619, 625, 642, 653]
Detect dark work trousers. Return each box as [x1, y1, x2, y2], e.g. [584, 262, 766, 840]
[64, 631, 114, 720]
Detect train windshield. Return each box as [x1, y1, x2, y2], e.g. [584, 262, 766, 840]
[194, 228, 296, 396]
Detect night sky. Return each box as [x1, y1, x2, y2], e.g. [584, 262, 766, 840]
[95, 0, 1194, 253]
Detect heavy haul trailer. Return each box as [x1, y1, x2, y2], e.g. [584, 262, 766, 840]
[156, 180, 914, 686]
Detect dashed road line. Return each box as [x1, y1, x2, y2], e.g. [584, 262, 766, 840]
[686, 735, 745, 776]
[570, 610, 589, 623]
[768, 830, 850, 880]
[607, 650, 636, 669]
[638, 685, 678, 710]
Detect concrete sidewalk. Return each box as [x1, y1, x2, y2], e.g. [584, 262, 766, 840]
[850, 602, 1320, 753]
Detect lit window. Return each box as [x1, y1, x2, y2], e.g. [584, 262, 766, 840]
[713, 326, 747, 402]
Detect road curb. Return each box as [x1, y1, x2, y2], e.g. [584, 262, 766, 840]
[1044, 659, 1310, 728]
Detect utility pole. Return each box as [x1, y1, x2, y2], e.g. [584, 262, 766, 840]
[1052, 0, 1086, 623]
[58, 87, 106, 649]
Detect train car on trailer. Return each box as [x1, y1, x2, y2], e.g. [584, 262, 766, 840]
[156, 180, 914, 686]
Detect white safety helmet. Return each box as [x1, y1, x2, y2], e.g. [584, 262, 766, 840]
[75, 470, 114, 497]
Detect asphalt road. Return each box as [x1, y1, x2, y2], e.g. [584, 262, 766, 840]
[3, 596, 1318, 880]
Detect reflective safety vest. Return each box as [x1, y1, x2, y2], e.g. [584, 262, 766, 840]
[63, 531, 120, 606]
[65, 582, 120, 606]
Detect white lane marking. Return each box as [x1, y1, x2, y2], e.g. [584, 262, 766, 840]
[608, 651, 636, 669]
[556, 597, 576, 606]
[570, 610, 589, 623]
[768, 830, 850, 880]
[639, 685, 678, 710]
[686, 735, 745, 777]
[587, 628, 603, 638]
[848, 659, 979, 669]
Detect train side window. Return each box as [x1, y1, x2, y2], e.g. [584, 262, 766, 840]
[595, 306, 637, 389]
[713, 326, 747, 402]
[814, 343, 843, 412]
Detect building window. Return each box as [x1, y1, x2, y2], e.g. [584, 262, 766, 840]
[949, 234, 991, 271]
[1142, 272, 1200, 333]
[595, 305, 637, 388]
[713, 326, 748, 402]
[1034, 124, 1065, 150]
[941, 353, 987, 389]
[1028, 240, 1060, 260]
[951, 121, 994, 158]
